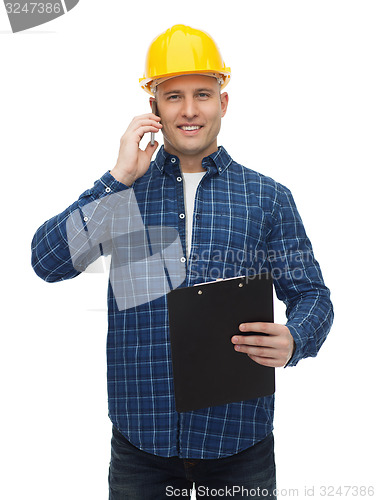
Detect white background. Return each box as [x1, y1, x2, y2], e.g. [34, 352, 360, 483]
[1, 1, 375, 498]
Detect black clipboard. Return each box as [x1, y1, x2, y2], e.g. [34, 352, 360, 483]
[167, 273, 275, 412]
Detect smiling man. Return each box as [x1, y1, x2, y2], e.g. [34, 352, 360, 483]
[152, 75, 228, 171]
[31, 24, 333, 499]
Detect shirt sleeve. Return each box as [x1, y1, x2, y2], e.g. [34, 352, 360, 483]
[31, 172, 129, 282]
[266, 184, 334, 367]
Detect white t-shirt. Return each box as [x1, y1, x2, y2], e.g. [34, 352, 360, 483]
[182, 171, 206, 257]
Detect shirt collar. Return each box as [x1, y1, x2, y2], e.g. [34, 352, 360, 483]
[153, 145, 233, 176]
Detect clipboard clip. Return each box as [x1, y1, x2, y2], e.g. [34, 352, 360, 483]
[194, 275, 246, 295]
[193, 275, 246, 287]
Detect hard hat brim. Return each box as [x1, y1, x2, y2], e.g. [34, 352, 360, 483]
[139, 70, 231, 96]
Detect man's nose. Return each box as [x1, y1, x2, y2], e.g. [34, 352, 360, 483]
[181, 97, 198, 118]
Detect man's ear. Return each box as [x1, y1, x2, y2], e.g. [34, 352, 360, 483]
[149, 97, 156, 111]
[220, 92, 229, 118]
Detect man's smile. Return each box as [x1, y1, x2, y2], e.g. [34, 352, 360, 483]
[177, 124, 204, 135]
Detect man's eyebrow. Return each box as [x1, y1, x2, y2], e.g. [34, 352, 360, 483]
[162, 90, 183, 96]
[161, 88, 215, 96]
[195, 88, 215, 93]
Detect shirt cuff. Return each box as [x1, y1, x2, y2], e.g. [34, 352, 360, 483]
[77, 171, 131, 206]
[93, 171, 131, 197]
[284, 323, 305, 367]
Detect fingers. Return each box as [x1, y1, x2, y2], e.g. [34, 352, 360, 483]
[238, 322, 277, 335]
[134, 125, 162, 141]
[134, 118, 162, 130]
[129, 114, 162, 131]
[246, 354, 278, 368]
[144, 140, 159, 154]
[125, 123, 162, 141]
[134, 112, 161, 121]
[127, 113, 161, 125]
[145, 139, 159, 149]
[231, 323, 295, 368]
[233, 341, 274, 358]
[121, 115, 162, 142]
[111, 113, 162, 186]
[232, 334, 278, 349]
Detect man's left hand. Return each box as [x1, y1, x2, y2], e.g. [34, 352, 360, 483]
[231, 323, 295, 368]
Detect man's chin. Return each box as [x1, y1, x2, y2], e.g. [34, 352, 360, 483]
[167, 140, 216, 158]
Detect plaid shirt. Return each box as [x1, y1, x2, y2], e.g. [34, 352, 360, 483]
[31, 145, 333, 459]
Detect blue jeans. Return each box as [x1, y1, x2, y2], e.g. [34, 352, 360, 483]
[109, 426, 277, 499]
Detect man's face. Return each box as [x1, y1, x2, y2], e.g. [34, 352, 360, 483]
[151, 74, 228, 160]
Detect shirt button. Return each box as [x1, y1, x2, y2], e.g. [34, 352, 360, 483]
[171, 158, 177, 163]
[105, 187, 111, 193]
[218, 167, 222, 172]
[177, 176, 182, 182]
[83, 216, 89, 222]
[180, 257, 186, 263]
[179, 213, 185, 219]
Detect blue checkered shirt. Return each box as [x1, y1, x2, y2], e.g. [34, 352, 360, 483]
[31, 145, 333, 459]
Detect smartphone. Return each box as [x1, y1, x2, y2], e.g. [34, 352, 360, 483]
[151, 100, 158, 146]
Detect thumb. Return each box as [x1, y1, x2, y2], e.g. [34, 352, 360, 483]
[145, 140, 159, 158]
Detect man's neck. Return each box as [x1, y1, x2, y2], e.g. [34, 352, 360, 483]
[164, 144, 218, 173]
[179, 157, 205, 173]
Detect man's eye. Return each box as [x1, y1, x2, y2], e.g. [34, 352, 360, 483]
[197, 93, 210, 98]
[167, 95, 180, 100]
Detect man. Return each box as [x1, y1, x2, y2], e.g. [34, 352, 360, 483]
[32, 24, 333, 499]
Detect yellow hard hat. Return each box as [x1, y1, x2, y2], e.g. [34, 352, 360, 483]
[139, 24, 231, 95]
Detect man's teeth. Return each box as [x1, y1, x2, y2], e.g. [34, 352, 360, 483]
[180, 126, 201, 131]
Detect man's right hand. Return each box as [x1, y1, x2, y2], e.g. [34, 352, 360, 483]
[110, 113, 162, 186]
